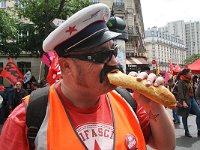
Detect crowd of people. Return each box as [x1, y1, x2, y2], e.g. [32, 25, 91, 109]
[166, 69, 200, 138]
[0, 79, 48, 125]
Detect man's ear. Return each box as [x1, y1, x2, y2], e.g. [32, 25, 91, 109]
[58, 58, 70, 72]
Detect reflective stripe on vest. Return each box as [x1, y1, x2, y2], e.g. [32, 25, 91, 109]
[27, 85, 146, 149]
[108, 91, 146, 150]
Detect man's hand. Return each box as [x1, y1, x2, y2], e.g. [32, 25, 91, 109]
[128, 72, 164, 87]
[128, 72, 164, 109]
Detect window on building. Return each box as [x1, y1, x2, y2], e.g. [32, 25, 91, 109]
[0, 62, 3, 85]
[126, 41, 132, 48]
[116, 0, 124, 3]
[90, 0, 99, 3]
[0, 0, 6, 8]
[17, 62, 31, 75]
[113, 0, 124, 7]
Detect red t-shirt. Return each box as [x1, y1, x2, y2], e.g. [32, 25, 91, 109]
[0, 86, 151, 150]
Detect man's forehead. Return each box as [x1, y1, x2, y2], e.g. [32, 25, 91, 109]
[68, 40, 114, 54]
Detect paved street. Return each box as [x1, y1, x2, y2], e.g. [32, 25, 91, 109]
[172, 112, 200, 150]
[1, 109, 200, 149]
[147, 109, 200, 150]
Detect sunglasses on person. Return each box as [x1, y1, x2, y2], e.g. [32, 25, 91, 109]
[64, 45, 119, 64]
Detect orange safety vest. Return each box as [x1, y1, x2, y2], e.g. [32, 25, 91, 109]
[26, 86, 146, 150]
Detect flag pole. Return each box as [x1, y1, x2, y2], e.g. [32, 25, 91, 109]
[38, 60, 43, 83]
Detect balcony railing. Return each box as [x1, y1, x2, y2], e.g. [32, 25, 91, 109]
[127, 25, 139, 37]
[126, 52, 146, 58]
[112, 2, 125, 11]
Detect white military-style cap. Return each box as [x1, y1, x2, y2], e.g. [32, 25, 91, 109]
[43, 3, 121, 57]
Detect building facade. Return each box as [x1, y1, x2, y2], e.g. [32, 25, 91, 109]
[92, 0, 149, 73]
[159, 20, 200, 57]
[144, 27, 186, 72]
[185, 21, 200, 56]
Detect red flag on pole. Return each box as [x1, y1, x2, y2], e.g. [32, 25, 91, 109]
[174, 63, 183, 73]
[0, 58, 24, 86]
[169, 60, 174, 76]
[164, 71, 170, 86]
[46, 52, 62, 85]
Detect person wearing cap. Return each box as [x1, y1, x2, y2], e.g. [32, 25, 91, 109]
[0, 3, 175, 150]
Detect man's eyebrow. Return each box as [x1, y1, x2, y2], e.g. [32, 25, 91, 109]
[96, 44, 115, 51]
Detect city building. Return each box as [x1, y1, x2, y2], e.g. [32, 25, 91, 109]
[160, 20, 186, 45]
[144, 27, 186, 73]
[159, 20, 200, 57]
[93, 0, 149, 73]
[185, 21, 200, 56]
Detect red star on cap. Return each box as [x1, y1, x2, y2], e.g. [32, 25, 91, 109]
[66, 25, 77, 35]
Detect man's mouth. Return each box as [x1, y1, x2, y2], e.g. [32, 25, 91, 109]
[109, 69, 119, 73]
[99, 64, 123, 83]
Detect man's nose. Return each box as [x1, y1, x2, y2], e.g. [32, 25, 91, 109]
[107, 54, 118, 66]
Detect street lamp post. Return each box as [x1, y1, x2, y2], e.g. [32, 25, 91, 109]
[107, 16, 128, 73]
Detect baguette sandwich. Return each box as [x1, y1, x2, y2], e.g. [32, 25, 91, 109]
[107, 71, 177, 109]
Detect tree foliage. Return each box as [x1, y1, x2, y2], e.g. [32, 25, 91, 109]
[0, 9, 19, 57]
[1, 0, 91, 57]
[16, 0, 91, 56]
[184, 54, 200, 64]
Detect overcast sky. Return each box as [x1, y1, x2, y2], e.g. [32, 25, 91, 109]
[140, 0, 200, 29]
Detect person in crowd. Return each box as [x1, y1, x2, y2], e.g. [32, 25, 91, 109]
[168, 78, 181, 124]
[177, 68, 200, 137]
[0, 3, 175, 150]
[39, 79, 49, 88]
[30, 82, 40, 92]
[0, 85, 6, 124]
[192, 75, 198, 99]
[24, 75, 37, 94]
[196, 81, 200, 106]
[6, 81, 28, 111]
[2, 85, 14, 120]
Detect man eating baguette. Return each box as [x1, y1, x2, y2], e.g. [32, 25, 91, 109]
[0, 3, 175, 150]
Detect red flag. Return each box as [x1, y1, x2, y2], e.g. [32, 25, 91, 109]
[174, 63, 180, 71]
[164, 72, 170, 86]
[0, 58, 24, 86]
[0, 85, 5, 91]
[42, 51, 54, 67]
[46, 52, 62, 85]
[173, 63, 183, 74]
